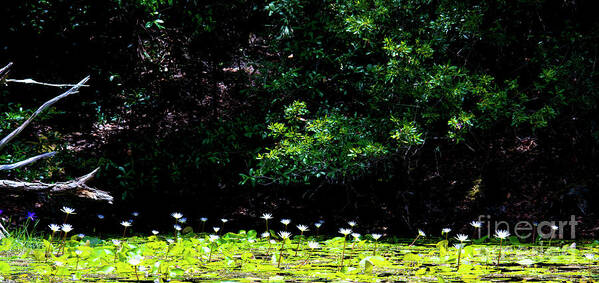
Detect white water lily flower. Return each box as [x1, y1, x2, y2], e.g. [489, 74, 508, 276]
[584, 254, 595, 260]
[494, 229, 510, 239]
[280, 219, 291, 225]
[60, 207, 76, 215]
[220, 218, 228, 223]
[418, 229, 426, 237]
[314, 223, 322, 228]
[120, 221, 132, 227]
[455, 234, 469, 242]
[296, 224, 309, 232]
[97, 214, 104, 219]
[269, 239, 276, 244]
[178, 217, 187, 224]
[61, 224, 73, 233]
[213, 227, 220, 233]
[152, 230, 159, 235]
[173, 224, 182, 231]
[351, 233, 361, 240]
[278, 231, 291, 239]
[209, 235, 220, 242]
[112, 239, 121, 246]
[77, 234, 85, 238]
[442, 228, 452, 234]
[128, 255, 143, 266]
[166, 239, 175, 244]
[470, 221, 482, 228]
[261, 213, 273, 220]
[338, 228, 352, 236]
[261, 232, 270, 238]
[551, 225, 558, 231]
[132, 212, 139, 217]
[200, 217, 208, 222]
[453, 243, 465, 249]
[307, 241, 320, 249]
[517, 259, 535, 266]
[75, 250, 83, 255]
[48, 224, 60, 232]
[371, 233, 382, 240]
[347, 221, 357, 227]
[171, 212, 183, 219]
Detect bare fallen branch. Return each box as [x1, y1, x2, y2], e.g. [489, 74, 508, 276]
[0, 152, 56, 170]
[0, 62, 12, 82]
[5, 78, 90, 88]
[0, 76, 90, 152]
[0, 168, 113, 203]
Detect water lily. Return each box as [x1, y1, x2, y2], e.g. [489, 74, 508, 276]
[280, 219, 291, 231]
[347, 221, 356, 228]
[60, 207, 75, 224]
[455, 234, 469, 242]
[338, 228, 352, 236]
[60, 207, 75, 214]
[131, 211, 139, 217]
[48, 224, 60, 238]
[517, 258, 535, 266]
[178, 217, 187, 224]
[371, 233, 382, 256]
[314, 222, 323, 236]
[338, 228, 352, 271]
[213, 227, 221, 234]
[173, 224, 182, 237]
[209, 234, 219, 242]
[61, 224, 73, 233]
[303, 241, 320, 265]
[171, 212, 183, 220]
[59, 224, 73, 254]
[97, 214, 104, 220]
[277, 231, 291, 268]
[409, 229, 426, 246]
[128, 255, 143, 281]
[454, 234, 469, 269]
[442, 228, 451, 241]
[261, 213, 273, 232]
[200, 217, 208, 233]
[548, 225, 558, 247]
[470, 221, 483, 239]
[152, 230, 159, 235]
[294, 225, 309, 256]
[120, 221, 131, 237]
[494, 229, 510, 265]
[220, 218, 228, 232]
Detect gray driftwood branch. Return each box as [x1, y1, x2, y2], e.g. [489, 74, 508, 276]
[0, 152, 56, 171]
[0, 62, 112, 203]
[5, 78, 90, 88]
[0, 168, 113, 203]
[0, 75, 90, 151]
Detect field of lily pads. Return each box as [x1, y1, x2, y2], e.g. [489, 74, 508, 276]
[0, 210, 598, 282]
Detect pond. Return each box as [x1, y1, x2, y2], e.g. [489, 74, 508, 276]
[0, 231, 598, 282]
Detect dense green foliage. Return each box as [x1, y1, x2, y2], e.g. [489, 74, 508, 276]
[1, 0, 598, 232]
[250, 0, 598, 185]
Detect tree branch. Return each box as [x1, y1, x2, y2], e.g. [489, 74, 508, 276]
[0, 167, 113, 203]
[0, 152, 56, 170]
[0, 62, 12, 82]
[5, 78, 90, 88]
[0, 76, 90, 152]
